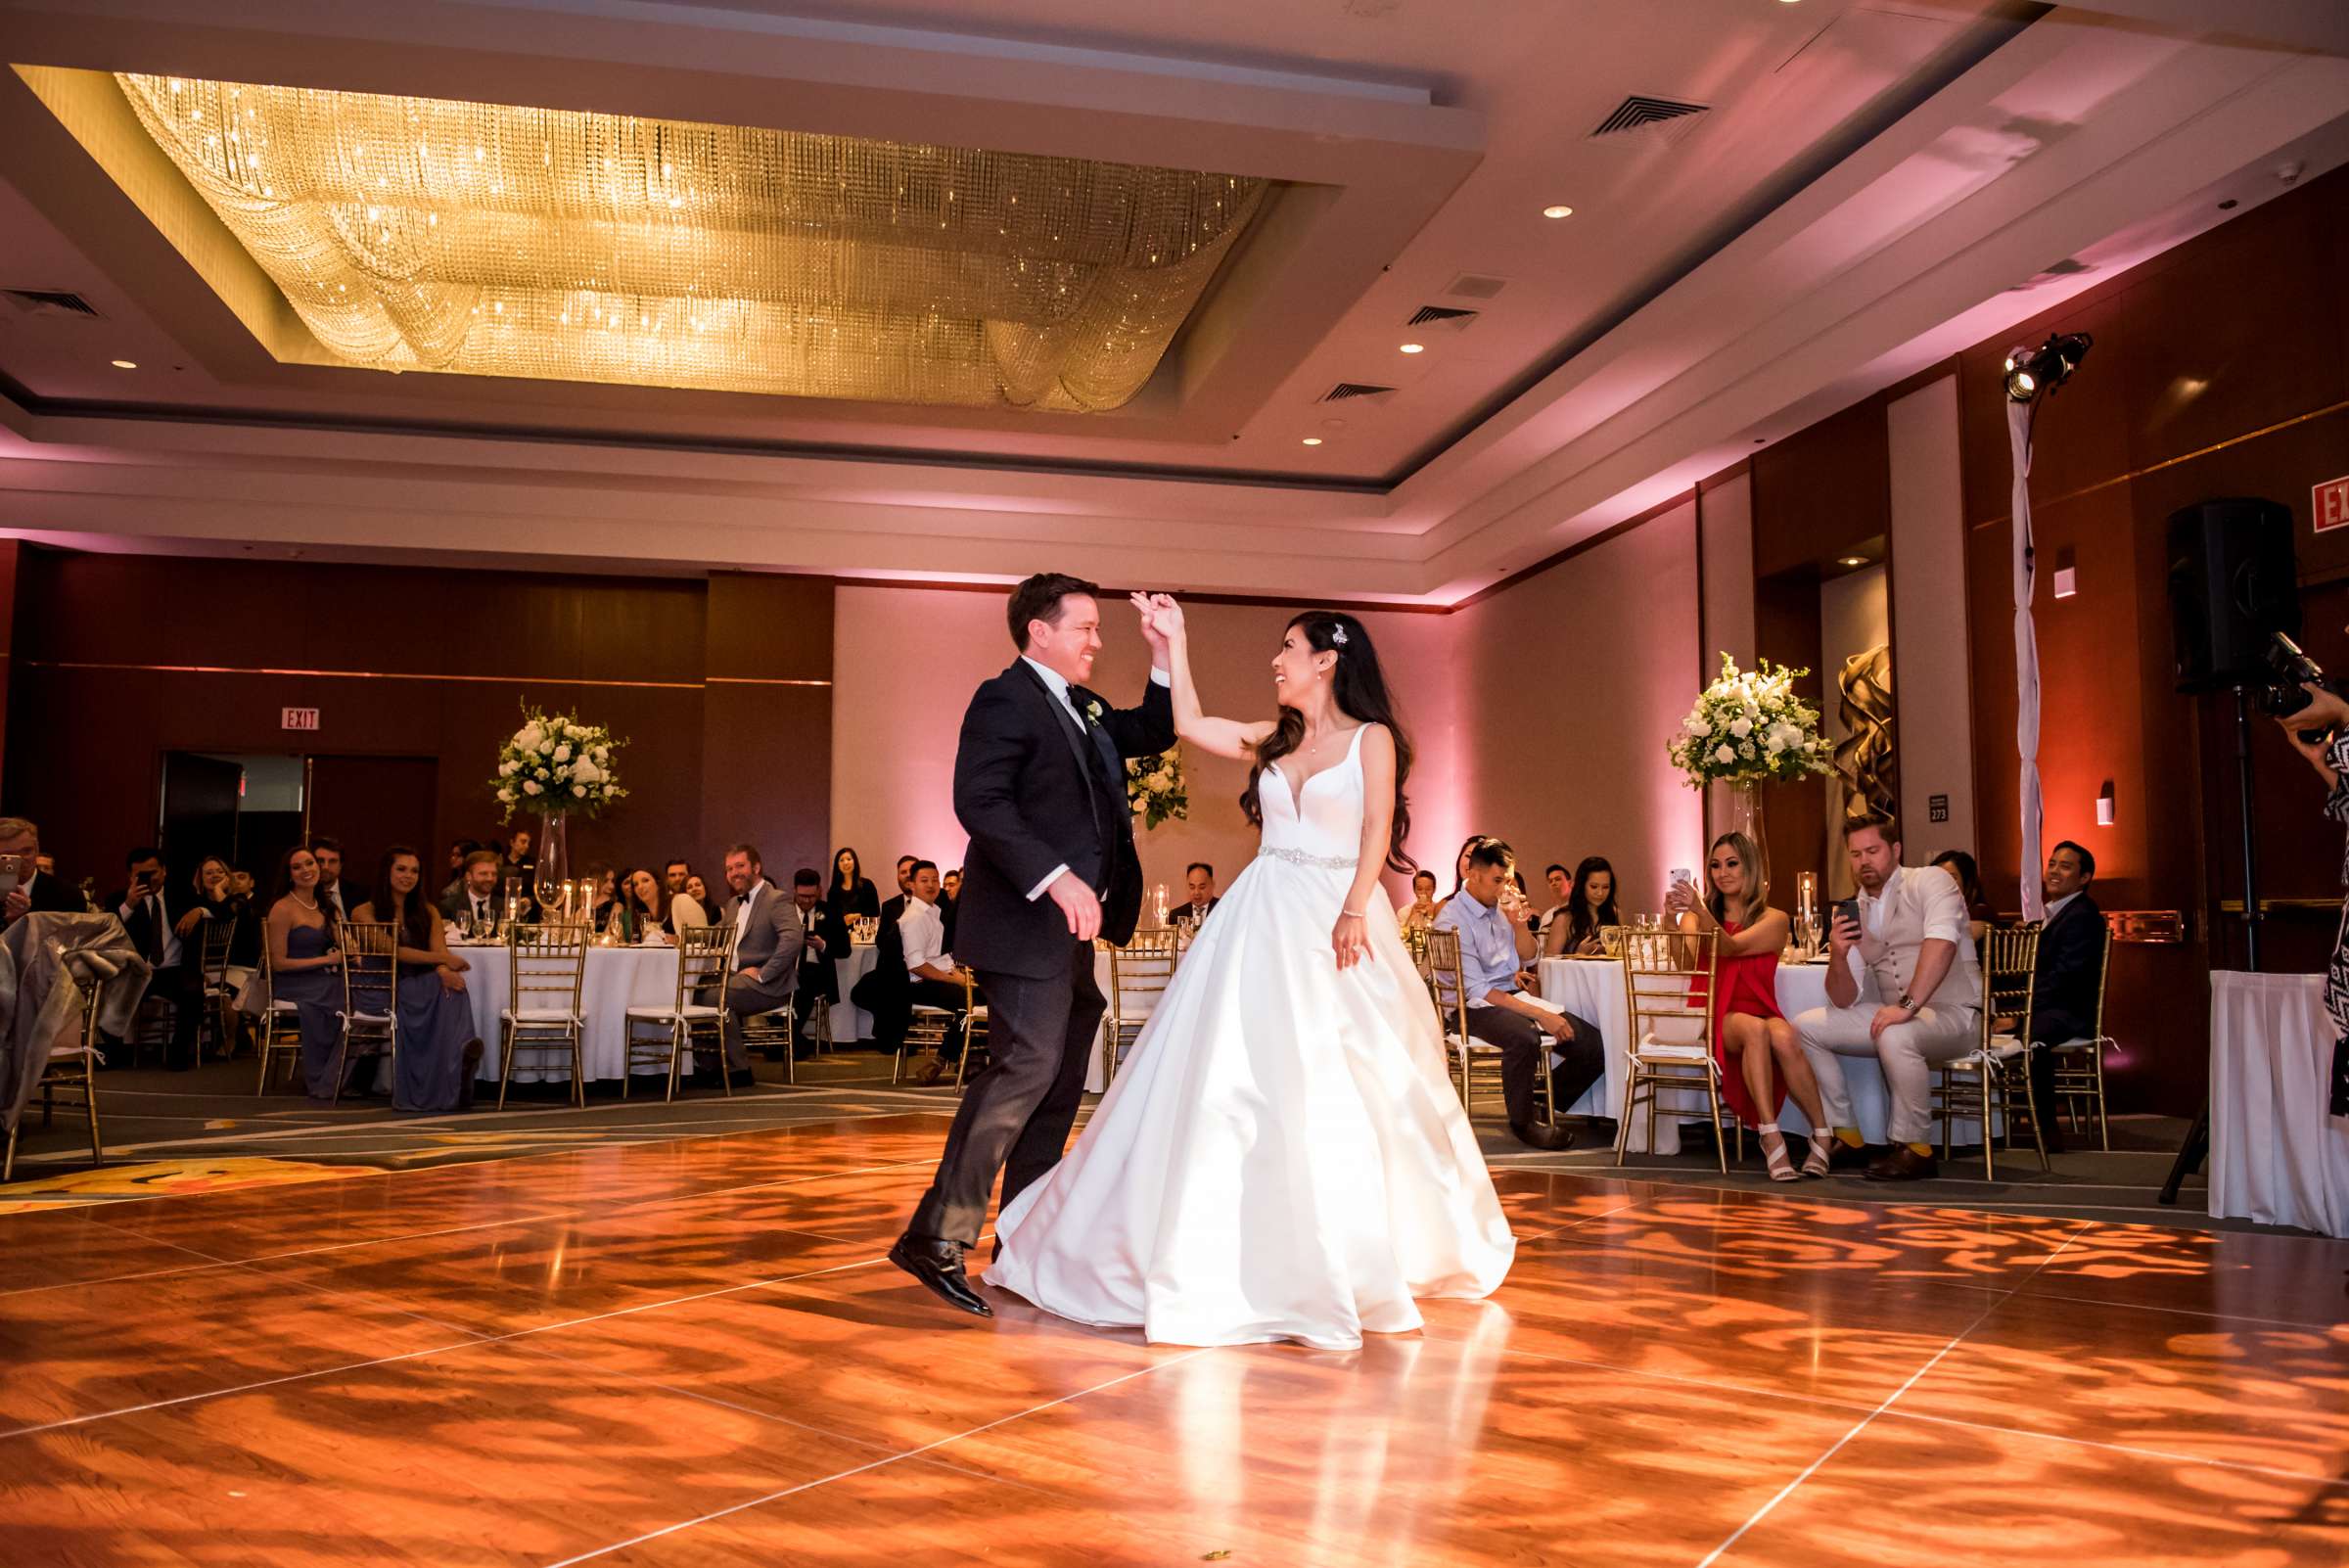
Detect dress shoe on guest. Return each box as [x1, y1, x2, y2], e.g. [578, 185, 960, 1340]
[2039, 1124, 2068, 1156]
[1511, 1120, 1577, 1152]
[1865, 1144, 1939, 1181]
[726, 1067, 756, 1090]
[1826, 1138, 1876, 1173]
[920, 1057, 949, 1086]
[889, 1233, 992, 1317]
[457, 1040, 484, 1111]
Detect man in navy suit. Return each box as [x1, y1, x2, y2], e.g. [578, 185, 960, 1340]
[894, 573, 1174, 1317]
[2028, 840, 2105, 1154]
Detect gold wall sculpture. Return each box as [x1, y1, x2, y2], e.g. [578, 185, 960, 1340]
[1834, 642, 1897, 823]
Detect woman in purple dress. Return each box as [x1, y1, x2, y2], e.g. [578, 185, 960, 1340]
[352, 847, 484, 1114]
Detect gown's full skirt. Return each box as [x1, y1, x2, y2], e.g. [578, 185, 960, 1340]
[987, 853, 1515, 1351]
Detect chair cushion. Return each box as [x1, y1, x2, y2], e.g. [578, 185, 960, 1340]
[626, 1004, 722, 1020]
[1634, 1034, 1709, 1060]
[502, 1007, 582, 1024]
[339, 1011, 392, 1025]
[909, 1005, 954, 1018]
[1986, 1035, 2027, 1058]
[2043, 1037, 2097, 1052]
[270, 1000, 299, 1014]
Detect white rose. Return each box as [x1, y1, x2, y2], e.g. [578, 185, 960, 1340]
[1727, 716, 1753, 739]
[1714, 744, 1736, 764]
[496, 787, 515, 804]
[572, 759, 601, 784]
[573, 783, 586, 798]
[523, 779, 542, 796]
[1683, 715, 1710, 738]
[498, 760, 518, 777]
[554, 743, 573, 763]
[515, 724, 544, 751]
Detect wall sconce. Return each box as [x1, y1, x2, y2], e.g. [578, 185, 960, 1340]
[2096, 780, 2115, 826]
[2052, 545, 2077, 599]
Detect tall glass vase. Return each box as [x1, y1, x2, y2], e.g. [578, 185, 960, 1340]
[1730, 780, 1771, 902]
[535, 812, 569, 918]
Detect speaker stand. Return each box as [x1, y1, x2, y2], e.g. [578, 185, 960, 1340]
[2161, 687, 2260, 1205]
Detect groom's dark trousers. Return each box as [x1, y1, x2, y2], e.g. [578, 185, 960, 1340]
[907, 938, 1105, 1243]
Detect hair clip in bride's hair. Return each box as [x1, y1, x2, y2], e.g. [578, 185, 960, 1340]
[1329, 623, 1350, 647]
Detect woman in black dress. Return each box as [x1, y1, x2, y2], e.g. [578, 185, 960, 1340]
[825, 846, 880, 925]
[2278, 679, 2349, 1116]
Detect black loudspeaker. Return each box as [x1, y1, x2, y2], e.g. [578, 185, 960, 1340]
[2167, 498, 2300, 692]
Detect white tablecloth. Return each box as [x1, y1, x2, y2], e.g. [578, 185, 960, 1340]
[2210, 970, 2349, 1236]
[832, 944, 879, 1042]
[458, 943, 688, 1081]
[1541, 952, 1941, 1154]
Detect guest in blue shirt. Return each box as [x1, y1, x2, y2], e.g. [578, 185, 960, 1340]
[1432, 838, 1606, 1150]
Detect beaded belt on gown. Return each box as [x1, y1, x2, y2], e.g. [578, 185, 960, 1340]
[1258, 846, 1358, 871]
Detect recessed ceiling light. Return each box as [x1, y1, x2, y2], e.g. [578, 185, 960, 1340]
[1301, 437, 1323, 446]
[1542, 205, 1574, 219]
[1837, 555, 1866, 568]
[110, 358, 137, 369]
[1399, 343, 1424, 354]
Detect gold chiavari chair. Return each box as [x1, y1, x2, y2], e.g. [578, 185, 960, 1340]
[3, 963, 110, 1181]
[197, 917, 239, 1060]
[1934, 923, 2048, 1177]
[2044, 936, 2114, 1150]
[739, 1003, 801, 1084]
[499, 923, 589, 1109]
[1613, 924, 1728, 1172]
[331, 921, 399, 1108]
[1417, 927, 1518, 1120]
[952, 968, 990, 1090]
[1101, 935, 1177, 1087]
[253, 938, 305, 1095]
[895, 998, 953, 1084]
[623, 923, 737, 1101]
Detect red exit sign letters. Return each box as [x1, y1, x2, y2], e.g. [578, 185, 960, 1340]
[2316, 475, 2349, 533]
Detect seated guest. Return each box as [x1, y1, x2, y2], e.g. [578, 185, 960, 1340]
[1930, 850, 1997, 942]
[438, 839, 480, 901]
[791, 868, 851, 1043]
[309, 836, 367, 922]
[1794, 814, 1982, 1181]
[499, 826, 535, 891]
[1431, 839, 1602, 1150]
[852, 870, 914, 1052]
[225, 867, 263, 971]
[1536, 863, 1571, 943]
[714, 844, 805, 1086]
[662, 858, 695, 904]
[1542, 856, 1620, 957]
[109, 848, 207, 1072]
[0, 816, 89, 924]
[940, 866, 963, 947]
[825, 847, 882, 925]
[264, 846, 345, 1104]
[352, 847, 484, 1112]
[901, 861, 973, 1084]
[1171, 861, 1220, 933]
[1668, 831, 1831, 1180]
[181, 856, 253, 1008]
[684, 873, 713, 909]
[594, 866, 642, 939]
[1400, 869, 1441, 935]
[662, 866, 709, 931]
[1433, 835, 1495, 915]
[438, 851, 506, 934]
[2026, 840, 2105, 1154]
[884, 853, 917, 928]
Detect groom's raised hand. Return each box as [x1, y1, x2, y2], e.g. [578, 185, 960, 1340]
[1046, 870, 1103, 942]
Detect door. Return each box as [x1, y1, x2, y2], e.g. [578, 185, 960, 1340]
[304, 755, 439, 901]
[160, 752, 244, 877]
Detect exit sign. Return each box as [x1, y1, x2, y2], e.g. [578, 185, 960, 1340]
[2316, 475, 2349, 533]
[280, 707, 320, 731]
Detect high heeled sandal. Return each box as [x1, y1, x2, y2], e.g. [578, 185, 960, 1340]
[1755, 1124, 1799, 1182]
[1801, 1129, 1836, 1178]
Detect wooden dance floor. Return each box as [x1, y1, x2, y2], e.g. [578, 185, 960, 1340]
[2, 1111, 2345, 1566]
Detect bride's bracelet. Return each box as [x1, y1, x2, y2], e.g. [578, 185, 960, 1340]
[1341, 907, 1366, 919]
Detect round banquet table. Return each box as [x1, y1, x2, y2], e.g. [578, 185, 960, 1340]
[456, 942, 689, 1082]
[832, 942, 879, 1042]
[2208, 970, 2349, 1236]
[1538, 951, 1996, 1154]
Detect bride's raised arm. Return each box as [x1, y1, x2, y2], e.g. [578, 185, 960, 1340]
[1131, 593, 1275, 761]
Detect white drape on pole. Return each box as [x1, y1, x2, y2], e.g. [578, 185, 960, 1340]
[2008, 398, 2046, 923]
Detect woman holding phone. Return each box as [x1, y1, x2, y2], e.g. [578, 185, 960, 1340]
[1666, 832, 1833, 1179]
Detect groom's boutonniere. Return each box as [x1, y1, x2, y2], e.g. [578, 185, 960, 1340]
[1085, 699, 1103, 723]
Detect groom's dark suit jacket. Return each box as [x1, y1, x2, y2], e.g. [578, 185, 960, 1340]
[952, 661, 1174, 980]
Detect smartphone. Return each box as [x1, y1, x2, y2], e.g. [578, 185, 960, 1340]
[1831, 897, 1861, 935]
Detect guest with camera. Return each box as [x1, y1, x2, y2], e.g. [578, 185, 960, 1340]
[2274, 674, 2349, 1118]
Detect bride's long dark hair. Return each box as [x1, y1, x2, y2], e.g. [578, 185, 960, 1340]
[1240, 611, 1416, 875]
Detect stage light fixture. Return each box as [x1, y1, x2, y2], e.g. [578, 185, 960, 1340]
[2004, 332, 2092, 402]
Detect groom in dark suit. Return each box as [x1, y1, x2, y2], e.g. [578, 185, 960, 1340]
[893, 573, 1174, 1316]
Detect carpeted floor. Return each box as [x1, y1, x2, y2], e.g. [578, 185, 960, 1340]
[0, 1047, 2241, 1232]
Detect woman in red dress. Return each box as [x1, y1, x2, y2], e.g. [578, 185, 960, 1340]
[1667, 832, 1832, 1180]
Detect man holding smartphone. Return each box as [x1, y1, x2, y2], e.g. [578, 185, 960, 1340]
[110, 847, 207, 1072]
[0, 817, 86, 924]
[1791, 813, 1981, 1180]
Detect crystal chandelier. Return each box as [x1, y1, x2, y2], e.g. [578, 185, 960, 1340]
[116, 72, 1267, 410]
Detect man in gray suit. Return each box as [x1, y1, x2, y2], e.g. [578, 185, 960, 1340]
[715, 842, 805, 1086]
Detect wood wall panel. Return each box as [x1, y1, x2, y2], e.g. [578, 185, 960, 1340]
[0, 551, 829, 894]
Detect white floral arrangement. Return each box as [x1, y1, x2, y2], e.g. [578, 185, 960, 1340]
[1125, 745, 1190, 831]
[489, 708, 627, 819]
[1667, 654, 1833, 788]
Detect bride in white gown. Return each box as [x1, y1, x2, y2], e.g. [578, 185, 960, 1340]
[987, 595, 1514, 1350]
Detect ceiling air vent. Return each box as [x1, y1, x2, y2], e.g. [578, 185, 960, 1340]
[1589, 95, 1711, 145]
[1406, 304, 1480, 331]
[0, 288, 102, 319]
[1320, 382, 1397, 404]
[1445, 273, 1508, 300]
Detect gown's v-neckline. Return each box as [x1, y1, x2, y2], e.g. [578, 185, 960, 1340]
[1268, 723, 1364, 817]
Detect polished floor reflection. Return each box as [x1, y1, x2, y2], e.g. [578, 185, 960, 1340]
[2, 1112, 2344, 1566]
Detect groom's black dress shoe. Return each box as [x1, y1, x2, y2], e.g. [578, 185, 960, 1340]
[1511, 1121, 1577, 1153]
[889, 1233, 992, 1317]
